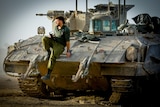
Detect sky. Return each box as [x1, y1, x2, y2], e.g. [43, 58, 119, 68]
[0, 0, 160, 49]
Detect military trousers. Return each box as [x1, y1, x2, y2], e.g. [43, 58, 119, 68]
[42, 36, 64, 70]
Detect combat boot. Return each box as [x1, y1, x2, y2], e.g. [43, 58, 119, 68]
[41, 69, 52, 80]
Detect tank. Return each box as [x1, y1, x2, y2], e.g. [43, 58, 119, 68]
[3, 0, 160, 106]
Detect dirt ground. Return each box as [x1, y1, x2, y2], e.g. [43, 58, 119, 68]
[1, 68, 158, 107]
[1, 67, 121, 106]
[0, 73, 114, 107]
[2, 72, 159, 107]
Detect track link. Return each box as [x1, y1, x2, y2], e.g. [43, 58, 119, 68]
[18, 76, 50, 98]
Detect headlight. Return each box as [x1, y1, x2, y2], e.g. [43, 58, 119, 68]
[126, 46, 137, 62]
[37, 26, 45, 34]
[7, 45, 15, 54]
[123, 26, 135, 35]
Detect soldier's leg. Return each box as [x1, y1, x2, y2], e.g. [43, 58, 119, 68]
[41, 42, 64, 80]
[47, 42, 64, 70]
[41, 36, 54, 80]
[41, 36, 53, 59]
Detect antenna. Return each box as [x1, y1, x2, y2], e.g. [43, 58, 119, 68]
[118, 0, 121, 25]
[107, 0, 110, 12]
[75, 0, 78, 16]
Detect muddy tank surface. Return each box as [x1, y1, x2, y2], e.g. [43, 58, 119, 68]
[3, 0, 160, 106]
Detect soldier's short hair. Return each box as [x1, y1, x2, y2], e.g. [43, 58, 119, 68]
[56, 16, 65, 24]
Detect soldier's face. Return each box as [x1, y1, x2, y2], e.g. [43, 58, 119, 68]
[55, 19, 63, 26]
[55, 19, 60, 26]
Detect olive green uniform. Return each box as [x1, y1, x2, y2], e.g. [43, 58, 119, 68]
[42, 25, 70, 70]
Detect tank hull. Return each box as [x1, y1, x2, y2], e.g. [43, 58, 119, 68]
[38, 61, 109, 91]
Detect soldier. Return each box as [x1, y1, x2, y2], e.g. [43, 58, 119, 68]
[41, 16, 71, 80]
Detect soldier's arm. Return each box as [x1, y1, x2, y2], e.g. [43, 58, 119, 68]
[65, 26, 71, 57]
[66, 41, 71, 57]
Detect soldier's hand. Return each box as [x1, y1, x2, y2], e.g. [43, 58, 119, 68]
[49, 31, 54, 38]
[66, 51, 71, 58]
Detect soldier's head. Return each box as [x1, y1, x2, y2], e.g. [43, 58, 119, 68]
[55, 16, 65, 26]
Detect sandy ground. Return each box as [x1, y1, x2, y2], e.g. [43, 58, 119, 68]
[0, 73, 112, 107]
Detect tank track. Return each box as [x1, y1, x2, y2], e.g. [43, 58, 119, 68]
[18, 76, 50, 98]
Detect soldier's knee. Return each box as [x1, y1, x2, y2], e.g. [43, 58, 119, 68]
[42, 36, 48, 43]
[50, 55, 57, 62]
[41, 36, 51, 51]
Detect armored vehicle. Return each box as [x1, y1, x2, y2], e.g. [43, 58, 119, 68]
[3, 0, 160, 106]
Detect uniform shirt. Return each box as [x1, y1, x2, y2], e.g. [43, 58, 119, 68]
[53, 25, 70, 46]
